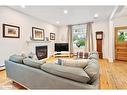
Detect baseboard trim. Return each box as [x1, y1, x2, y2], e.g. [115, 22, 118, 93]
[108, 58, 114, 63]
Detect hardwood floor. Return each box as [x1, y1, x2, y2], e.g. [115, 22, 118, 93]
[1, 58, 127, 89]
[0, 70, 26, 89]
[0, 70, 7, 84]
[99, 59, 127, 89]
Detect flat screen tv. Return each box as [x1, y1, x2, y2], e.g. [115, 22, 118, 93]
[55, 43, 69, 52]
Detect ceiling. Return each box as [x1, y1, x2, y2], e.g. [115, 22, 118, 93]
[114, 6, 127, 18]
[10, 6, 115, 26]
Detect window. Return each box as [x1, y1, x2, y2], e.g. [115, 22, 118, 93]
[118, 29, 127, 42]
[72, 24, 87, 53]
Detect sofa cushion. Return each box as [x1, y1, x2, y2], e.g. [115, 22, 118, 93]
[23, 58, 45, 69]
[41, 63, 90, 83]
[89, 51, 98, 55]
[88, 53, 98, 60]
[83, 59, 99, 83]
[58, 59, 88, 68]
[9, 54, 26, 64]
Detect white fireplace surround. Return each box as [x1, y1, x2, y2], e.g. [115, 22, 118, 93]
[26, 40, 54, 58]
[36, 45, 47, 60]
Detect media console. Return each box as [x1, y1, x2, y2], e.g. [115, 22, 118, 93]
[54, 52, 73, 57]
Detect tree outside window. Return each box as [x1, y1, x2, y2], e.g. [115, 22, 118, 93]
[72, 24, 86, 53]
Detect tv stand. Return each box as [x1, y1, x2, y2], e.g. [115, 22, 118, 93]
[55, 53, 61, 55]
[54, 52, 73, 57]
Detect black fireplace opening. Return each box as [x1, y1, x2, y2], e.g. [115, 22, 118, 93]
[36, 46, 47, 60]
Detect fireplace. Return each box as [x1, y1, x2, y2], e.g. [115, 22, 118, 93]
[36, 46, 47, 60]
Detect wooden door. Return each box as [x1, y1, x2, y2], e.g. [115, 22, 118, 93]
[115, 26, 127, 61]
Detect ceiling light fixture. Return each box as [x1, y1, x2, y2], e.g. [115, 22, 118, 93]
[56, 21, 60, 24]
[64, 10, 68, 14]
[94, 13, 99, 18]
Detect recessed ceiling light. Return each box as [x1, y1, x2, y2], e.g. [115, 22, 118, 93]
[64, 10, 68, 14]
[56, 21, 60, 24]
[94, 13, 99, 18]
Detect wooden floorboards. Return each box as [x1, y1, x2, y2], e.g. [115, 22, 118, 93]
[0, 70, 7, 84]
[1, 59, 127, 89]
[99, 59, 127, 89]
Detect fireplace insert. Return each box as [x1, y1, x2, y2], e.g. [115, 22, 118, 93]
[36, 46, 47, 60]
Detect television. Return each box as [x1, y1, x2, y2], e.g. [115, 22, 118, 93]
[55, 43, 69, 52]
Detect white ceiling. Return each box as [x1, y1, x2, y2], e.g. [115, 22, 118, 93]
[10, 6, 115, 26]
[114, 6, 127, 18]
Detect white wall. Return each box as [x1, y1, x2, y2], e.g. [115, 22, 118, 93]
[0, 7, 58, 66]
[113, 16, 127, 27]
[92, 20, 109, 58]
[108, 16, 127, 62]
[56, 25, 68, 43]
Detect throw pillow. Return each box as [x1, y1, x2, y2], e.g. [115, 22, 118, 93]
[57, 59, 62, 65]
[9, 54, 26, 64]
[21, 53, 27, 58]
[41, 63, 90, 83]
[23, 58, 45, 69]
[58, 59, 88, 68]
[28, 52, 38, 60]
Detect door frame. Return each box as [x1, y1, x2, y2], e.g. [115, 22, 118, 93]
[115, 26, 127, 60]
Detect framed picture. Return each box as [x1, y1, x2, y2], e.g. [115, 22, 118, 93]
[3, 24, 20, 38]
[32, 27, 45, 41]
[50, 33, 55, 40]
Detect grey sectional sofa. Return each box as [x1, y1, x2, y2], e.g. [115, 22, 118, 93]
[5, 51, 99, 89]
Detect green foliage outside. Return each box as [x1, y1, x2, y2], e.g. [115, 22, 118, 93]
[73, 34, 85, 48]
[118, 32, 126, 42]
[125, 32, 127, 36]
[78, 39, 85, 46]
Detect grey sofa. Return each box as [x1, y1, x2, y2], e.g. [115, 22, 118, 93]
[5, 51, 99, 89]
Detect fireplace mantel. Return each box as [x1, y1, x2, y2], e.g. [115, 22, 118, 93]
[26, 40, 51, 44]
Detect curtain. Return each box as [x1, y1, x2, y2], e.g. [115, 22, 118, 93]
[85, 22, 93, 52]
[67, 25, 73, 53]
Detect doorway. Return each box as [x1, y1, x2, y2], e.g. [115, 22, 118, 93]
[115, 26, 127, 61]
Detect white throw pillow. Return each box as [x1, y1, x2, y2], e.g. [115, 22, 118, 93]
[23, 58, 45, 69]
[59, 59, 88, 68]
